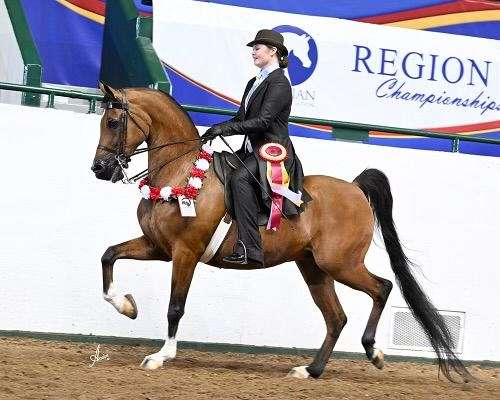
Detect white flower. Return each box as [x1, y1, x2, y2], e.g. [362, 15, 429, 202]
[160, 186, 172, 201]
[188, 177, 203, 189]
[195, 158, 210, 171]
[140, 185, 150, 199]
[202, 143, 214, 155]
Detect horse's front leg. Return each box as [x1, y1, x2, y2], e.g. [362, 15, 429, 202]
[141, 246, 198, 370]
[102, 235, 166, 319]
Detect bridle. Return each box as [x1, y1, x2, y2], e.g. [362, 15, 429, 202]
[98, 89, 201, 183]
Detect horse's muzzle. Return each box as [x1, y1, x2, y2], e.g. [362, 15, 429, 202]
[91, 158, 123, 182]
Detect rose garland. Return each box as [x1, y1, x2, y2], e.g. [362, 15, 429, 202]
[138, 143, 214, 202]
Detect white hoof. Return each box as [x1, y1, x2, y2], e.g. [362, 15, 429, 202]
[103, 284, 137, 319]
[287, 365, 310, 379]
[122, 294, 138, 319]
[140, 354, 164, 370]
[371, 348, 384, 370]
[140, 338, 177, 370]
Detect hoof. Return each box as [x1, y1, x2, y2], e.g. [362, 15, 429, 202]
[140, 355, 163, 370]
[371, 348, 384, 370]
[122, 294, 138, 319]
[287, 366, 310, 379]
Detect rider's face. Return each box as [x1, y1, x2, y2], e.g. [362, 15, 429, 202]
[252, 44, 277, 69]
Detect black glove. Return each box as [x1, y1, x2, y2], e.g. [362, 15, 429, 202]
[200, 126, 223, 143]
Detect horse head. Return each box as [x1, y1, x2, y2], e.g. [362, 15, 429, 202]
[91, 82, 152, 182]
[283, 32, 312, 68]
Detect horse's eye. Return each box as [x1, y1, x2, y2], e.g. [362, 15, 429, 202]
[107, 119, 120, 130]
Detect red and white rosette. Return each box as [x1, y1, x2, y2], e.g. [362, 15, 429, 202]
[259, 143, 303, 231]
[259, 143, 288, 163]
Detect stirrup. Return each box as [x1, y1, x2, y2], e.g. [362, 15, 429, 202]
[233, 239, 248, 261]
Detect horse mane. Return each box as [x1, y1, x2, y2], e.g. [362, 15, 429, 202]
[138, 87, 197, 131]
[102, 88, 196, 131]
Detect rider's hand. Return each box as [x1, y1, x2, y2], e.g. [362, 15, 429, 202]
[201, 126, 222, 143]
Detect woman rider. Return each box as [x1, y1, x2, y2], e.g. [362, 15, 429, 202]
[202, 29, 309, 267]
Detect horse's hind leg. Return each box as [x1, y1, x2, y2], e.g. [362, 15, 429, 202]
[335, 263, 392, 369]
[102, 235, 165, 319]
[289, 254, 347, 379]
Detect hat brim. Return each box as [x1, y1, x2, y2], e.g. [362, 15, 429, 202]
[247, 39, 288, 56]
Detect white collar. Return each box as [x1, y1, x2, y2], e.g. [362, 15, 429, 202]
[259, 61, 280, 80]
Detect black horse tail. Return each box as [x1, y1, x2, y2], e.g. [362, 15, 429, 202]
[354, 168, 472, 383]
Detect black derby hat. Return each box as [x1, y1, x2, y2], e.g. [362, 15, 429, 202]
[247, 29, 288, 56]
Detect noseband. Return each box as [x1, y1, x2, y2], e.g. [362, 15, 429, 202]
[98, 89, 200, 183]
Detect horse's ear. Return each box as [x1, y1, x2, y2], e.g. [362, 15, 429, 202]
[98, 81, 120, 101]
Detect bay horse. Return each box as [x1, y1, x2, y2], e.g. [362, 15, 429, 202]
[91, 83, 470, 382]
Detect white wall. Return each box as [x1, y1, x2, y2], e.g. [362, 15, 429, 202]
[0, 103, 499, 362]
[0, 1, 23, 104]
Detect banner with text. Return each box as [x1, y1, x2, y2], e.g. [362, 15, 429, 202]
[153, 0, 500, 156]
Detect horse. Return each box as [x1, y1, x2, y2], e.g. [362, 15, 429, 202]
[282, 32, 312, 68]
[91, 82, 471, 382]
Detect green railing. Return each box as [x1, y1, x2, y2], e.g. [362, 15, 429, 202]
[1, 81, 500, 153]
[4, 0, 43, 106]
[0, 82, 102, 113]
[180, 107, 500, 153]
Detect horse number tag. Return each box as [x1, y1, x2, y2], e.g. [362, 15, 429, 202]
[178, 195, 197, 217]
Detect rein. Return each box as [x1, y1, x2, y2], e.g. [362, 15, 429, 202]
[98, 89, 201, 183]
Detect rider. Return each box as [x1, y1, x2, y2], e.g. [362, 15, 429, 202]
[202, 29, 309, 267]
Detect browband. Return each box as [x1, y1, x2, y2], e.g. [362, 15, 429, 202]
[101, 100, 128, 111]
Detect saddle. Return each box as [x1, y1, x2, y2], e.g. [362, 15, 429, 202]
[212, 150, 270, 226]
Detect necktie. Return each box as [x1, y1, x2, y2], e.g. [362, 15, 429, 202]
[244, 72, 263, 112]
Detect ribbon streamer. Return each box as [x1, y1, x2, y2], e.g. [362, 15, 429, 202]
[261, 144, 303, 231]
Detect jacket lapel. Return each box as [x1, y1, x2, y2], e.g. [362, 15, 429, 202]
[244, 69, 282, 118]
[244, 80, 268, 117]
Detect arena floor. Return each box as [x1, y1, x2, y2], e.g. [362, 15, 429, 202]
[0, 336, 498, 400]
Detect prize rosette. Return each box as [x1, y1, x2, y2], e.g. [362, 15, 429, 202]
[259, 143, 288, 162]
[258, 143, 303, 231]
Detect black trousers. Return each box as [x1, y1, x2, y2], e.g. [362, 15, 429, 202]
[230, 154, 264, 263]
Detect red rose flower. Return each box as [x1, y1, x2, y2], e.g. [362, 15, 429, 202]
[184, 185, 199, 199]
[171, 187, 185, 198]
[191, 167, 206, 179]
[150, 187, 161, 201]
[198, 151, 213, 162]
[138, 178, 149, 189]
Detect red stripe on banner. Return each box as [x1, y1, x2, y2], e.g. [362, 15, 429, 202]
[370, 120, 500, 138]
[165, 63, 240, 106]
[426, 119, 500, 133]
[356, 0, 499, 24]
[284, 119, 500, 138]
[64, 0, 105, 15]
[63, 0, 152, 17]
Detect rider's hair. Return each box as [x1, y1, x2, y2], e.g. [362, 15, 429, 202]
[265, 45, 289, 69]
[276, 49, 289, 69]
